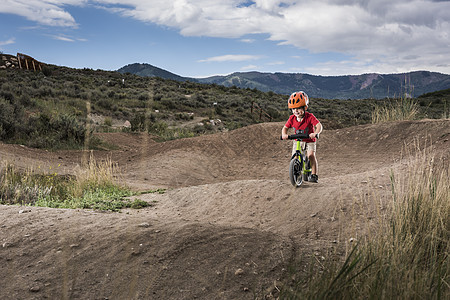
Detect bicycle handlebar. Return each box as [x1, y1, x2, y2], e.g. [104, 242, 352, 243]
[280, 129, 319, 140]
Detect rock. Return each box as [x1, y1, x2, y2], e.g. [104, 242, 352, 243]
[235, 268, 244, 276]
[30, 286, 40, 292]
[138, 223, 150, 228]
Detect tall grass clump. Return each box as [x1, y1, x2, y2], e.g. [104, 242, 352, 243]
[0, 162, 66, 205]
[372, 95, 419, 123]
[380, 144, 449, 298]
[72, 152, 119, 197]
[0, 155, 156, 211]
[281, 143, 449, 299]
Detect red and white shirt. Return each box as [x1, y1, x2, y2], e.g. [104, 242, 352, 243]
[284, 111, 319, 143]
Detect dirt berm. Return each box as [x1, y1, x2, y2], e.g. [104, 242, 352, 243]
[1, 119, 449, 299]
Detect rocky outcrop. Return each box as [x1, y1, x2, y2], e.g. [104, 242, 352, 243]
[0, 54, 19, 69]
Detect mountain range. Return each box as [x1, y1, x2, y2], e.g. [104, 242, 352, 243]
[117, 63, 450, 99]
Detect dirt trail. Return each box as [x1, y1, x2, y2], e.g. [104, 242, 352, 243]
[1, 119, 449, 299]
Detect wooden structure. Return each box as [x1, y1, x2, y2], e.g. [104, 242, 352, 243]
[17, 53, 43, 71]
[251, 102, 272, 122]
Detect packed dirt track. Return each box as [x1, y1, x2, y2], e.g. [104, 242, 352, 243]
[1, 119, 449, 299]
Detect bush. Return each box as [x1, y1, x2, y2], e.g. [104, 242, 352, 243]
[42, 66, 53, 76]
[0, 98, 25, 140]
[97, 98, 114, 110]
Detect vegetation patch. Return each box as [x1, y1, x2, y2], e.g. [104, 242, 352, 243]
[1, 66, 448, 148]
[281, 143, 449, 299]
[0, 157, 165, 212]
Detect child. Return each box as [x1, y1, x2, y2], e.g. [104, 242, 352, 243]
[281, 91, 322, 183]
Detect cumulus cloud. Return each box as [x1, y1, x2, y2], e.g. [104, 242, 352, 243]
[88, 1, 450, 73]
[1, 0, 449, 74]
[0, 0, 79, 27]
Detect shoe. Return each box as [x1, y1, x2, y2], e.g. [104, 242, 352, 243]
[309, 174, 318, 183]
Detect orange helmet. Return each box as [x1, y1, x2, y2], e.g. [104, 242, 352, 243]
[288, 91, 309, 109]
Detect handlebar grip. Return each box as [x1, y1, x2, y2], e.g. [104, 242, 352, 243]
[280, 131, 319, 140]
[281, 134, 320, 140]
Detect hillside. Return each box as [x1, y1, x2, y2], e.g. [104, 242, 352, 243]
[1, 119, 449, 299]
[1, 53, 449, 152]
[199, 71, 450, 99]
[1, 57, 404, 151]
[117, 63, 450, 99]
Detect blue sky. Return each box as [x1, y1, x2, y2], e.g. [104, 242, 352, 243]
[1, 0, 449, 78]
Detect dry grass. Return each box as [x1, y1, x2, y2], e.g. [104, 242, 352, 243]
[362, 142, 449, 298]
[372, 95, 419, 123]
[71, 151, 121, 198]
[0, 154, 141, 211]
[283, 141, 449, 299]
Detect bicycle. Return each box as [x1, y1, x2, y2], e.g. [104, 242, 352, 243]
[281, 128, 318, 187]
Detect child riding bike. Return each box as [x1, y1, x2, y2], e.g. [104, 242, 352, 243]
[281, 91, 323, 183]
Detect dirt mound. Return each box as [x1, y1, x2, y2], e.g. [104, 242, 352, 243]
[1, 119, 449, 299]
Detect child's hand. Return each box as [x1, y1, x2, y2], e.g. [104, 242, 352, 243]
[281, 133, 289, 140]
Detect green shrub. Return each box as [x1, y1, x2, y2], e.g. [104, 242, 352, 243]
[0, 158, 166, 211]
[42, 66, 53, 76]
[129, 199, 151, 209]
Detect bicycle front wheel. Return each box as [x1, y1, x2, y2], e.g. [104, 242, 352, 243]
[289, 158, 303, 187]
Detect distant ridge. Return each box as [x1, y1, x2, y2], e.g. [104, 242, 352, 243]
[119, 63, 450, 99]
[117, 63, 194, 82]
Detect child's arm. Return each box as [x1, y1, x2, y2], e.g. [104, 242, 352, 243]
[281, 125, 289, 140]
[310, 122, 323, 139]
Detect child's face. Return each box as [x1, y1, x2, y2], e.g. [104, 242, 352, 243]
[292, 107, 305, 118]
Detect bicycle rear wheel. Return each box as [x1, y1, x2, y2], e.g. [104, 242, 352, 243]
[289, 158, 303, 187]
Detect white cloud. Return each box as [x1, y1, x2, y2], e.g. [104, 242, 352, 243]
[0, 0, 80, 27]
[241, 64, 258, 70]
[267, 61, 284, 66]
[1, 0, 450, 74]
[101, 0, 450, 73]
[198, 54, 263, 63]
[51, 35, 75, 42]
[0, 38, 15, 46]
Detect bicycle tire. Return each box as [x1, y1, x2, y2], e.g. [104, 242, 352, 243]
[289, 158, 303, 187]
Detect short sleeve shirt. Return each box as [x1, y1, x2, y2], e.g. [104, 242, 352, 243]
[284, 111, 320, 143]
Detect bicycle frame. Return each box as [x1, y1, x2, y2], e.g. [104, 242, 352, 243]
[293, 140, 312, 177]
